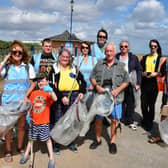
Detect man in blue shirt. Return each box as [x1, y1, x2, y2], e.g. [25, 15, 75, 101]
[91, 28, 108, 60]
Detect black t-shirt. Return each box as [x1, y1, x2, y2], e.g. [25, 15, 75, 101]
[31, 53, 56, 74]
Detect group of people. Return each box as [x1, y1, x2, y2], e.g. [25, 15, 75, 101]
[0, 28, 167, 168]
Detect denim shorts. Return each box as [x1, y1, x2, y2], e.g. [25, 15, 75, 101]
[96, 103, 122, 120]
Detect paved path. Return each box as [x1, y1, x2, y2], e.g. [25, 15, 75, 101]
[0, 92, 168, 168]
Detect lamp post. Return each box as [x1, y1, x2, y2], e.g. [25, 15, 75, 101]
[69, 0, 74, 51]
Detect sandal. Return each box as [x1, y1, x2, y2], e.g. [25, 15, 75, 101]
[48, 160, 55, 168]
[20, 155, 29, 164]
[4, 152, 13, 162]
[148, 136, 161, 144]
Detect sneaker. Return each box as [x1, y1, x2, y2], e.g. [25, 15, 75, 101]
[129, 123, 137, 131]
[20, 155, 29, 164]
[48, 160, 55, 168]
[89, 140, 102, 150]
[68, 143, 78, 153]
[53, 144, 60, 155]
[109, 143, 117, 154]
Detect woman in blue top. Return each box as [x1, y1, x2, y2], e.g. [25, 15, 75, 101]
[75, 41, 97, 90]
[0, 40, 36, 162]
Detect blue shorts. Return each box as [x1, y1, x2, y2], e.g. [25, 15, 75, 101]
[96, 103, 122, 120]
[29, 124, 50, 142]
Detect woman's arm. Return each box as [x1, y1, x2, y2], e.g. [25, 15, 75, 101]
[24, 79, 36, 101]
[0, 52, 11, 72]
[50, 91, 57, 102]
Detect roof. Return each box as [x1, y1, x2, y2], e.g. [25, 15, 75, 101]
[48, 30, 82, 42]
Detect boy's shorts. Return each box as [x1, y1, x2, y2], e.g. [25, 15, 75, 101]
[29, 123, 50, 142]
[96, 103, 122, 120]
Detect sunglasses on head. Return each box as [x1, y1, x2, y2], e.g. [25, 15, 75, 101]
[98, 35, 106, 39]
[81, 46, 89, 49]
[120, 45, 128, 49]
[11, 50, 23, 55]
[150, 45, 157, 49]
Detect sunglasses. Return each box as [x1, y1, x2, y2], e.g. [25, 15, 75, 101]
[120, 45, 128, 49]
[150, 45, 157, 49]
[11, 50, 23, 56]
[81, 46, 89, 49]
[98, 35, 106, 39]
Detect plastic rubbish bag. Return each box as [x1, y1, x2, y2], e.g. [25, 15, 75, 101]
[50, 98, 87, 146]
[0, 101, 32, 137]
[79, 89, 114, 136]
[129, 70, 140, 107]
[50, 89, 114, 146]
[159, 117, 168, 144]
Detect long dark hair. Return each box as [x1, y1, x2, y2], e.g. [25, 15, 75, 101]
[80, 41, 91, 55]
[149, 39, 162, 57]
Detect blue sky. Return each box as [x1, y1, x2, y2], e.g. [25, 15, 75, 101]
[0, 0, 168, 55]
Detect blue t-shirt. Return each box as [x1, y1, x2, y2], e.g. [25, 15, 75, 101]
[75, 55, 97, 88]
[90, 43, 106, 60]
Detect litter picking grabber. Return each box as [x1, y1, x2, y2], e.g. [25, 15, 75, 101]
[28, 118, 34, 168]
[68, 57, 84, 100]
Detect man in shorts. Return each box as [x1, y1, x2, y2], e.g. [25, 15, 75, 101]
[89, 43, 129, 154]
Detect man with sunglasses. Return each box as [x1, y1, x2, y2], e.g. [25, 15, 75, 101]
[90, 28, 111, 126]
[116, 40, 142, 130]
[91, 28, 108, 60]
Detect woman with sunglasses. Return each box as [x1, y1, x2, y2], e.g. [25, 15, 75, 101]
[75, 41, 97, 90]
[0, 40, 35, 162]
[148, 58, 168, 143]
[140, 39, 166, 132]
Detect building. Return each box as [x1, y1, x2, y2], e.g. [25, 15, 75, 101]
[47, 30, 93, 56]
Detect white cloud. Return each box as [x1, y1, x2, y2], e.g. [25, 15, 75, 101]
[43, 0, 100, 22]
[74, 3, 100, 22]
[42, 0, 69, 12]
[131, 0, 165, 22]
[0, 7, 64, 30]
[0, 0, 168, 55]
[11, 0, 40, 9]
[134, 22, 156, 29]
[96, 0, 136, 9]
[113, 28, 124, 36]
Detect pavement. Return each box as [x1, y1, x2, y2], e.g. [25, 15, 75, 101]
[0, 92, 168, 168]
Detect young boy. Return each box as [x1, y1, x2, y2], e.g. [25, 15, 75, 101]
[20, 71, 57, 168]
